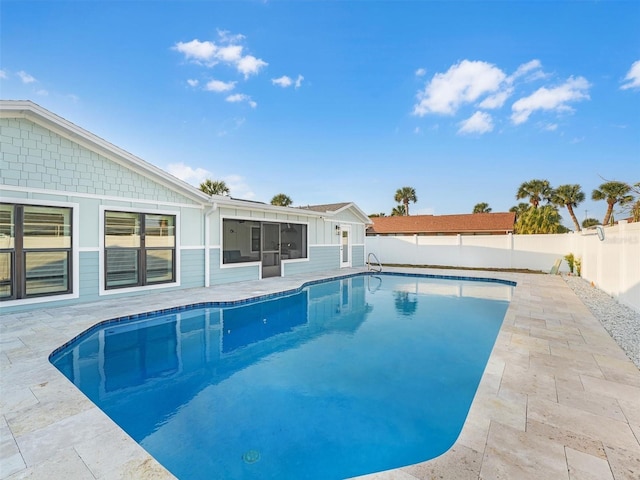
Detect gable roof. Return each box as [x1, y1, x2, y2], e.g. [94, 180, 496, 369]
[368, 212, 516, 235]
[300, 202, 371, 224]
[0, 100, 212, 205]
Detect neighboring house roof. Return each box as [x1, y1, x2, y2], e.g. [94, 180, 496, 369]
[367, 212, 516, 235]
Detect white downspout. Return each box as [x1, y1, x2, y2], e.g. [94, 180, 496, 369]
[204, 202, 218, 288]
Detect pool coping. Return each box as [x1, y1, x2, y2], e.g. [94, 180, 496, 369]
[1, 267, 639, 479]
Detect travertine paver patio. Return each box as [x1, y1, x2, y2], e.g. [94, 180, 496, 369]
[1, 267, 639, 480]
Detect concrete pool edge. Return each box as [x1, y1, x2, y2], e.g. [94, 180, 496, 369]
[2, 267, 639, 479]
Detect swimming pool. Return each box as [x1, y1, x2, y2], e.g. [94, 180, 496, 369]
[50, 273, 514, 479]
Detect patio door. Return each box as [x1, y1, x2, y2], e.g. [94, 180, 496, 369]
[340, 225, 351, 268]
[261, 223, 281, 278]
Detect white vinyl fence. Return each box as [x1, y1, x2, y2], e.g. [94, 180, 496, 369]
[365, 221, 640, 313]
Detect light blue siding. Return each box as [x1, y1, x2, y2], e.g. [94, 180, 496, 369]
[352, 245, 365, 267]
[209, 248, 260, 285]
[79, 251, 100, 300]
[283, 246, 340, 276]
[180, 249, 205, 288]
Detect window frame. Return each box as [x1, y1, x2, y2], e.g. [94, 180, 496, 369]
[0, 200, 78, 305]
[220, 216, 309, 267]
[100, 206, 180, 295]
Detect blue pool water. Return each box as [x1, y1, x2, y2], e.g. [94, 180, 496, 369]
[50, 273, 513, 480]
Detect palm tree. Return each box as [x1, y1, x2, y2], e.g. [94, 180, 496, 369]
[473, 202, 492, 213]
[270, 193, 293, 207]
[199, 179, 229, 196]
[514, 204, 563, 234]
[582, 218, 600, 229]
[551, 184, 585, 232]
[516, 179, 552, 208]
[391, 205, 406, 216]
[394, 187, 417, 216]
[509, 203, 530, 221]
[592, 181, 633, 226]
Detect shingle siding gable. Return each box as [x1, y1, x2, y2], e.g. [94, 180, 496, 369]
[1, 117, 199, 205]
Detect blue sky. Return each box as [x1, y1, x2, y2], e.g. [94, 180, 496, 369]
[2, 1, 639, 226]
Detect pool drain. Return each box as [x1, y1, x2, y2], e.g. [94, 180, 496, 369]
[243, 449, 260, 464]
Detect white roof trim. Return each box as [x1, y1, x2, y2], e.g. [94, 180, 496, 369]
[329, 202, 372, 224]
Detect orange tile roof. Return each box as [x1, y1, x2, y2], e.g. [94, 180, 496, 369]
[367, 212, 516, 235]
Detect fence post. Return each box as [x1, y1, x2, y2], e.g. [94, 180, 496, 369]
[619, 221, 628, 299]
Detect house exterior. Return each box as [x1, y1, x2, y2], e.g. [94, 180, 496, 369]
[367, 212, 516, 236]
[0, 100, 370, 313]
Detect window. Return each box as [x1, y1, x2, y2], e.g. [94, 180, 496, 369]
[222, 219, 261, 264]
[105, 211, 175, 289]
[221, 219, 307, 264]
[0, 203, 72, 300]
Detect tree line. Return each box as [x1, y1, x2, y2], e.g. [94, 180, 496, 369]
[371, 180, 639, 234]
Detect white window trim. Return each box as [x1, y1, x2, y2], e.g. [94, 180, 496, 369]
[99, 205, 181, 296]
[0, 197, 80, 307]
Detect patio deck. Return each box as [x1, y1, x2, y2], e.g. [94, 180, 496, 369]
[1, 267, 639, 479]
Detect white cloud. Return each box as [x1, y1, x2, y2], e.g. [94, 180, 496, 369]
[165, 162, 211, 186]
[541, 122, 558, 131]
[0, 70, 7, 79]
[236, 55, 268, 78]
[511, 76, 590, 125]
[205, 79, 236, 92]
[415, 68, 426, 77]
[458, 111, 494, 135]
[226, 93, 257, 108]
[17, 71, 36, 84]
[509, 59, 542, 82]
[217, 29, 245, 44]
[187, 79, 199, 87]
[621, 60, 640, 90]
[478, 88, 513, 109]
[173, 31, 267, 78]
[216, 45, 243, 63]
[173, 39, 218, 66]
[413, 60, 506, 116]
[36, 89, 48, 96]
[272, 75, 293, 87]
[226, 93, 248, 102]
[273, 74, 304, 88]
